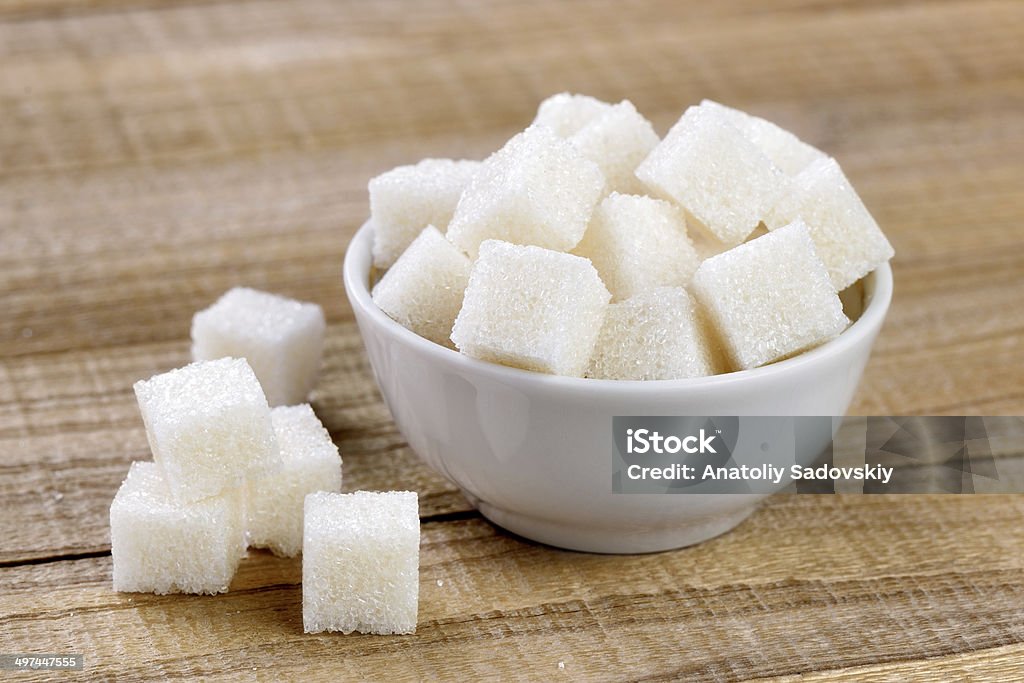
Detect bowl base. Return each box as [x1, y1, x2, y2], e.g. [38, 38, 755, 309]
[475, 500, 758, 554]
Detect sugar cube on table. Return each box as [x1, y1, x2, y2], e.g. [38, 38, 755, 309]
[532, 92, 614, 137]
[302, 491, 420, 635]
[573, 193, 699, 302]
[446, 125, 606, 257]
[191, 287, 326, 407]
[569, 100, 659, 195]
[766, 156, 895, 291]
[635, 104, 787, 246]
[369, 158, 480, 269]
[134, 357, 281, 503]
[110, 462, 246, 595]
[588, 287, 720, 381]
[691, 219, 849, 370]
[247, 404, 342, 558]
[699, 99, 826, 176]
[372, 225, 472, 347]
[451, 240, 611, 377]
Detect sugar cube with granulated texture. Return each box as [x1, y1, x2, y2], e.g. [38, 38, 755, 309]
[690, 232, 730, 262]
[369, 158, 480, 269]
[372, 225, 472, 347]
[446, 125, 606, 257]
[247, 404, 342, 558]
[451, 240, 611, 377]
[302, 491, 420, 635]
[134, 358, 281, 503]
[692, 219, 849, 370]
[695, 300, 734, 376]
[569, 100, 659, 195]
[766, 156, 894, 291]
[110, 462, 246, 595]
[699, 100, 826, 176]
[573, 193, 699, 301]
[635, 104, 787, 246]
[191, 287, 326, 407]
[532, 92, 614, 137]
[587, 288, 720, 381]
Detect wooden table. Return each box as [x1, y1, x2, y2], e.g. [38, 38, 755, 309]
[2, 0, 1023, 679]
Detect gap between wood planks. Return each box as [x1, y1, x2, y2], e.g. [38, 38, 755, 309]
[0, 508, 482, 568]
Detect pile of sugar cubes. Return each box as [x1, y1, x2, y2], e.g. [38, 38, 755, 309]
[110, 287, 420, 635]
[370, 94, 894, 379]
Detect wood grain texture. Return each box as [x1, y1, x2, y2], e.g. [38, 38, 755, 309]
[1, 0, 1022, 679]
[3, 497, 1024, 681]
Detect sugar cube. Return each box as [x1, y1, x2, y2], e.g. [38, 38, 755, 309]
[587, 288, 719, 380]
[690, 233, 728, 262]
[110, 462, 246, 595]
[302, 491, 420, 635]
[371, 225, 472, 347]
[569, 100, 659, 195]
[446, 125, 606, 257]
[451, 240, 611, 377]
[766, 157, 895, 290]
[699, 100, 826, 175]
[690, 215, 768, 263]
[134, 358, 281, 503]
[691, 219, 849, 370]
[191, 287, 326, 407]
[532, 92, 614, 137]
[369, 158, 480, 269]
[695, 302, 734, 376]
[573, 193, 699, 302]
[635, 104, 787, 246]
[247, 405, 342, 558]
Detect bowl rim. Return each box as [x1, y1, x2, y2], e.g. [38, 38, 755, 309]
[343, 220, 893, 394]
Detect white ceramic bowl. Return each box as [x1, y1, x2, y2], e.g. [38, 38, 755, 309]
[343, 222, 893, 553]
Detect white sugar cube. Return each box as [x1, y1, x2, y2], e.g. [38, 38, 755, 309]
[569, 100, 659, 195]
[691, 232, 730, 262]
[247, 405, 342, 558]
[302, 491, 420, 635]
[588, 288, 720, 380]
[446, 125, 606, 257]
[635, 104, 787, 246]
[532, 92, 614, 137]
[369, 158, 480, 269]
[451, 240, 611, 377]
[191, 287, 326, 407]
[134, 358, 281, 503]
[766, 157, 895, 290]
[371, 225, 472, 347]
[110, 462, 246, 595]
[696, 302, 734, 376]
[692, 219, 849, 370]
[573, 193, 699, 302]
[699, 100, 826, 175]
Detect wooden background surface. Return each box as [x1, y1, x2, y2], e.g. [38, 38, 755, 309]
[2, 0, 1023, 680]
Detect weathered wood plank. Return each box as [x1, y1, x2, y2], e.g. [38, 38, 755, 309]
[2, 0, 1023, 678]
[2, 304, 1022, 562]
[1, 496, 1022, 680]
[767, 644, 1024, 683]
[0, 334, 468, 563]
